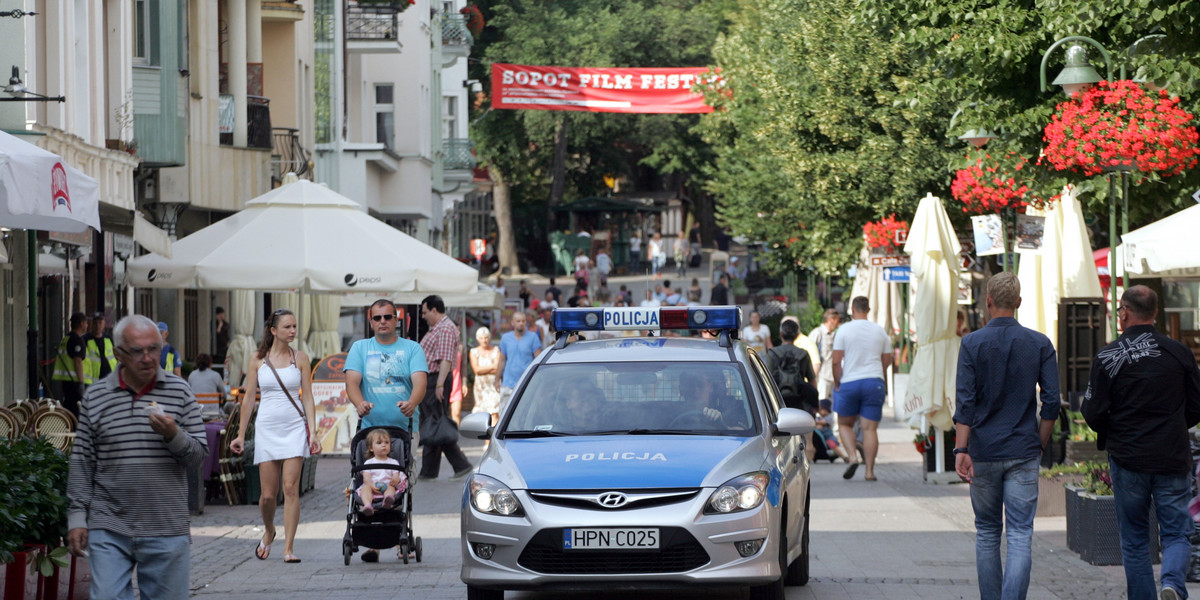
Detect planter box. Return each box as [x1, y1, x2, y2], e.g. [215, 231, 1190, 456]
[2, 549, 40, 600]
[1066, 488, 1159, 566]
[1065, 439, 1106, 465]
[922, 446, 955, 473]
[1036, 475, 1084, 517]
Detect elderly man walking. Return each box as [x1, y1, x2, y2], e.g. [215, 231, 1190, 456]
[953, 272, 1060, 600]
[67, 315, 208, 600]
[1082, 285, 1200, 600]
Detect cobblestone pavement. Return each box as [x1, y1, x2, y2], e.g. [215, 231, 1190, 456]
[187, 406, 1197, 599]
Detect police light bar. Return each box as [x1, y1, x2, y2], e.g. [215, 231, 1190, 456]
[552, 306, 742, 333]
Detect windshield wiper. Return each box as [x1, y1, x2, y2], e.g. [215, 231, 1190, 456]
[600, 428, 711, 436]
[502, 429, 574, 438]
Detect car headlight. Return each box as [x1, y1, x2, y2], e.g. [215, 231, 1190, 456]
[468, 474, 524, 516]
[704, 471, 769, 514]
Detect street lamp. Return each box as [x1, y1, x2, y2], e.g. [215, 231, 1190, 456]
[1039, 35, 1163, 338]
[1, 66, 65, 103]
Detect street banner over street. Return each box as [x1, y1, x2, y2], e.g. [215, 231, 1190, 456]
[491, 63, 714, 114]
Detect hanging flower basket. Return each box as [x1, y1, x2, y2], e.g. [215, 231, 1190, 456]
[950, 150, 1037, 214]
[1042, 80, 1200, 177]
[862, 214, 908, 253]
[460, 5, 485, 37]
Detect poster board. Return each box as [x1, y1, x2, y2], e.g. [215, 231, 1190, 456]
[311, 352, 358, 455]
[971, 214, 1005, 257]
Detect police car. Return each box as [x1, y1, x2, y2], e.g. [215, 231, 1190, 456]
[459, 306, 816, 600]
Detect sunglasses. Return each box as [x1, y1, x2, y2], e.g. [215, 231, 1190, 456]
[371, 314, 397, 322]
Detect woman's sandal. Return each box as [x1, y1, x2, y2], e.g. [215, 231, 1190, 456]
[254, 531, 275, 560]
[284, 554, 301, 563]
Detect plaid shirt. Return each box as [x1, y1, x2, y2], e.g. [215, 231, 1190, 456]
[421, 315, 459, 373]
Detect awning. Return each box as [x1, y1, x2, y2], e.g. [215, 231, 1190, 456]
[0, 131, 100, 233]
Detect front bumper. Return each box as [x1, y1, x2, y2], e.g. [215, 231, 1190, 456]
[460, 488, 780, 591]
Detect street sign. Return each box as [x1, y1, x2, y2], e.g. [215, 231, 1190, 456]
[869, 255, 910, 267]
[894, 229, 908, 245]
[883, 266, 911, 282]
[471, 238, 487, 261]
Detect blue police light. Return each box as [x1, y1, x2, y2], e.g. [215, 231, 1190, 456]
[552, 307, 741, 333]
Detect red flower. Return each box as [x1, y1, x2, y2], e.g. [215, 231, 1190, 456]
[1042, 80, 1200, 177]
[863, 215, 909, 251]
[951, 150, 1038, 214]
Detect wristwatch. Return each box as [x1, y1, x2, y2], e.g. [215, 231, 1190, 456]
[952, 447, 969, 455]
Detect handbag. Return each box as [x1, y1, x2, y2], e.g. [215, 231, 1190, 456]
[266, 352, 311, 449]
[419, 379, 458, 447]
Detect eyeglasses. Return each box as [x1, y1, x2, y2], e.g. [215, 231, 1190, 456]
[1117, 305, 1128, 313]
[371, 314, 397, 322]
[117, 344, 162, 359]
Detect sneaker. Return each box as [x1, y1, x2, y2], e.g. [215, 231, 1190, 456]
[1161, 586, 1180, 600]
[416, 475, 436, 482]
[451, 467, 474, 480]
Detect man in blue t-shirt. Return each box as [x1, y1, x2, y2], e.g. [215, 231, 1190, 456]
[498, 311, 541, 413]
[344, 299, 427, 562]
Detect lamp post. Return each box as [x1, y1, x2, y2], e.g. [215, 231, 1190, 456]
[1040, 37, 1121, 337]
[948, 105, 1018, 272]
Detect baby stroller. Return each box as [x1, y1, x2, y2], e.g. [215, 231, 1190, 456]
[342, 425, 423, 565]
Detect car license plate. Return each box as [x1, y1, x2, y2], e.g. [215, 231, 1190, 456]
[563, 528, 659, 550]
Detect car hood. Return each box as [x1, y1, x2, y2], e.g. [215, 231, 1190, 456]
[487, 436, 766, 490]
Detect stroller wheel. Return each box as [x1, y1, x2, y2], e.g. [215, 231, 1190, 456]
[343, 541, 352, 566]
[414, 537, 423, 563]
[399, 542, 410, 565]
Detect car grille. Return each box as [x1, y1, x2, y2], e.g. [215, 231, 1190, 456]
[517, 527, 709, 574]
[528, 489, 699, 511]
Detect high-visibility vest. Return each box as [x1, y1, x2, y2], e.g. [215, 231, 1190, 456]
[84, 336, 117, 384]
[161, 344, 178, 372]
[52, 335, 82, 382]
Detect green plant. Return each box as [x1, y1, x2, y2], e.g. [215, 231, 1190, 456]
[1082, 462, 1113, 495]
[0, 437, 70, 566]
[730, 278, 749, 296]
[1040, 462, 1092, 478]
[1067, 410, 1098, 441]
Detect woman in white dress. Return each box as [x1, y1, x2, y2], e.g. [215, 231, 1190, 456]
[229, 308, 319, 563]
[469, 327, 501, 426]
[649, 231, 666, 279]
[741, 310, 773, 354]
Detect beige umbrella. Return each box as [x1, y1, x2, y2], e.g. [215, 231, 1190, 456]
[227, 289, 258, 386]
[308, 295, 343, 360]
[849, 241, 904, 337]
[1017, 186, 1102, 349]
[902, 193, 962, 434]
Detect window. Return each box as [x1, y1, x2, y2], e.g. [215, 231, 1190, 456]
[442, 1, 456, 14]
[375, 84, 394, 150]
[442, 96, 457, 140]
[133, 0, 154, 65]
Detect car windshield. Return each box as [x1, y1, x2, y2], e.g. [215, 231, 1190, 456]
[502, 362, 757, 437]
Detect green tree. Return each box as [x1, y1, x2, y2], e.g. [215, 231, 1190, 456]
[468, 0, 734, 273]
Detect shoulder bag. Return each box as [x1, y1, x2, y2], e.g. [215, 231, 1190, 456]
[419, 378, 459, 447]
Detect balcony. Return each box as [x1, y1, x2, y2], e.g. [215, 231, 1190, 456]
[219, 95, 273, 149]
[271, 128, 313, 185]
[347, 1, 405, 53]
[440, 13, 473, 66]
[443, 138, 475, 184]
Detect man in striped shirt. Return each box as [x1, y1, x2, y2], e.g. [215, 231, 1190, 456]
[67, 314, 208, 600]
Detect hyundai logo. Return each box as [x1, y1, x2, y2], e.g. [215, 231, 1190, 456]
[596, 492, 629, 508]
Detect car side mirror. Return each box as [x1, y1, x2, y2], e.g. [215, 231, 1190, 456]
[772, 407, 816, 437]
[460, 411, 493, 440]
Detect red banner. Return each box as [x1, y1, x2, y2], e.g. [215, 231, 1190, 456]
[491, 63, 714, 114]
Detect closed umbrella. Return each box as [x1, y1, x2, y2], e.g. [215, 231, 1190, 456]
[849, 242, 904, 337]
[308, 295, 342, 360]
[227, 290, 257, 386]
[902, 193, 962, 436]
[1017, 186, 1102, 349]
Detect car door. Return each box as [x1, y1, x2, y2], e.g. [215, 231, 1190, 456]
[746, 350, 805, 518]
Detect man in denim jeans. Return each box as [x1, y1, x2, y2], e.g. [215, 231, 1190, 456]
[1082, 285, 1200, 600]
[953, 272, 1060, 600]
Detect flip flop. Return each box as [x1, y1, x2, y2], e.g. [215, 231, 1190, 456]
[843, 462, 860, 480]
[284, 554, 301, 563]
[864, 475, 878, 481]
[254, 535, 273, 560]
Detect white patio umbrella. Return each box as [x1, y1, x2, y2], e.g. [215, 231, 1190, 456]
[902, 193, 962, 435]
[342, 283, 504, 310]
[0, 130, 100, 233]
[227, 290, 257, 386]
[1121, 203, 1200, 279]
[308, 295, 342, 360]
[1017, 186, 1102, 349]
[126, 179, 479, 294]
[849, 242, 904, 337]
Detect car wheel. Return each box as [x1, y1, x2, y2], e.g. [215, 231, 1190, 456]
[785, 510, 810, 586]
[748, 524, 786, 600]
[466, 585, 504, 600]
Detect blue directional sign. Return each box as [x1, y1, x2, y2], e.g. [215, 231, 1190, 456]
[883, 266, 911, 282]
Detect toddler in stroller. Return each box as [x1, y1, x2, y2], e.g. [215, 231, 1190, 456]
[342, 426, 422, 565]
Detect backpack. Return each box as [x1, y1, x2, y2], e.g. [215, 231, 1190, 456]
[769, 347, 804, 398]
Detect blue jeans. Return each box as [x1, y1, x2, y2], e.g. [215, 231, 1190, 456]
[629, 250, 641, 273]
[88, 529, 190, 600]
[970, 456, 1039, 600]
[1109, 459, 1193, 600]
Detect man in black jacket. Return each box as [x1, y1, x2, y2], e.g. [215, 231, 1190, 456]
[1082, 285, 1200, 600]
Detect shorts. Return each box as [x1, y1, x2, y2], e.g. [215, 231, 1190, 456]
[833, 378, 885, 421]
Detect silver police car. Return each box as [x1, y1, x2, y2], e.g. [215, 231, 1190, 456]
[459, 306, 816, 600]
